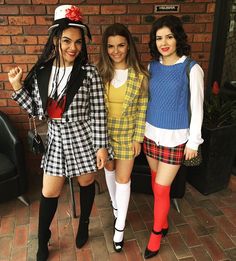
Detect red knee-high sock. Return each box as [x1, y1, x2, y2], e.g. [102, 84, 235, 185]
[150, 171, 168, 230]
[147, 182, 170, 251]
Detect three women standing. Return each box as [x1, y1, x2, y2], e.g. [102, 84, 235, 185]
[8, 7, 204, 259]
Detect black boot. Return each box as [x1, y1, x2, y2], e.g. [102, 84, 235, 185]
[76, 219, 89, 248]
[76, 182, 95, 249]
[36, 230, 51, 261]
[36, 194, 58, 261]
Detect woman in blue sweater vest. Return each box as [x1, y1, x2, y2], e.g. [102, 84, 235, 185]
[143, 15, 204, 259]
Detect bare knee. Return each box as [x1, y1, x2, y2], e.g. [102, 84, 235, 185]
[116, 176, 130, 184]
[42, 188, 61, 198]
[77, 173, 95, 186]
[114, 159, 133, 184]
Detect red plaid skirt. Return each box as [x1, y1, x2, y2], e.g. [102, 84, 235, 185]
[143, 136, 185, 165]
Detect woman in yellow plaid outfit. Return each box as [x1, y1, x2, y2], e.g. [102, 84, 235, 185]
[97, 23, 148, 252]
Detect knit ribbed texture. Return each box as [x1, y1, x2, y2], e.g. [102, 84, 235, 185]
[146, 59, 196, 130]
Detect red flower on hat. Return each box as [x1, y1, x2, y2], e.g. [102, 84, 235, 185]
[65, 6, 82, 22]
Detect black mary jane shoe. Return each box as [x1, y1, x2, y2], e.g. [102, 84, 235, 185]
[113, 227, 124, 252]
[144, 247, 159, 259]
[144, 230, 162, 259]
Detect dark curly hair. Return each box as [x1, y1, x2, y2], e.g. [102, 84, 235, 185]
[149, 15, 191, 60]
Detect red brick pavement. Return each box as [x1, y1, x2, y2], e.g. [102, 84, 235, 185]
[0, 173, 236, 261]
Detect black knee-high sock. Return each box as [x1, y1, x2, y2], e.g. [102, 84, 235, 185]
[79, 181, 95, 222]
[38, 194, 58, 243]
[76, 181, 95, 248]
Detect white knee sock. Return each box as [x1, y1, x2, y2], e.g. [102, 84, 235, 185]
[114, 180, 131, 242]
[104, 168, 117, 218]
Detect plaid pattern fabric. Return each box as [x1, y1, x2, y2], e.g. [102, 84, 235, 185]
[108, 117, 135, 159]
[105, 69, 148, 160]
[121, 69, 148, 143]
[12, 63, 113, 176]
[143, 136, 185, 165]
[41, 120, 99, 177]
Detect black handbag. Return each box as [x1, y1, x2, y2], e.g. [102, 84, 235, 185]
[182, 146, 202, 167]
[27, 116, 45, 154]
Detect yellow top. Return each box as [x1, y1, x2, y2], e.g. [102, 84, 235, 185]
[107, 83, 126, 118]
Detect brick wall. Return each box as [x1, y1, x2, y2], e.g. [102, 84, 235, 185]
[0, 0, 216, 172]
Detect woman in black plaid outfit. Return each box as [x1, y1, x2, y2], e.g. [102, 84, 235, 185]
[8, 5, 111, 261]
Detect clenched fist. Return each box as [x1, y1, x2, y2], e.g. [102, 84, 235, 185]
[8, 66, 23, 91]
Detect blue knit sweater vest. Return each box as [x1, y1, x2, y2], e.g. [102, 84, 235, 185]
[146, 59, 196, 129]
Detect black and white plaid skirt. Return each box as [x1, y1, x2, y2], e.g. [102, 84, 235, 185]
[41, 119, 98, 177]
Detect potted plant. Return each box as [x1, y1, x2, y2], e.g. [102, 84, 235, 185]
[187, 81, 236, 195]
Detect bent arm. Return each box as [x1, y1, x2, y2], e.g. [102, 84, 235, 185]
[186, 64, 204, 150]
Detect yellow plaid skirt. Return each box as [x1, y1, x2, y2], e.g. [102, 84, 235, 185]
[108, 116, 135, 160]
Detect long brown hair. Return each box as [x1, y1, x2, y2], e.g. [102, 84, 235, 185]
[97, 23, 148, 84]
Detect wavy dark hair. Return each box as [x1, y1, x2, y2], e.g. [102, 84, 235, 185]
[24, 24, 89, 90]
[149, 15, 191, 60]
[97, 23, 148, 84]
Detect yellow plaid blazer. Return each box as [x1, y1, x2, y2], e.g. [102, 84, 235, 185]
[104, 68, 148, 146]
